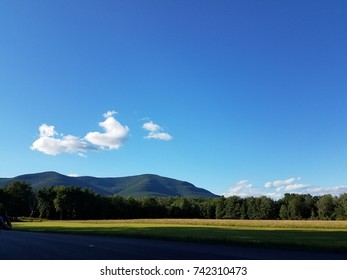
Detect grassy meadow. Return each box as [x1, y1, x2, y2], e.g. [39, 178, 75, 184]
[13, 219, 347, 253]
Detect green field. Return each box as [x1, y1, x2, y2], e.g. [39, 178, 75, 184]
[13, 219, 347, 253]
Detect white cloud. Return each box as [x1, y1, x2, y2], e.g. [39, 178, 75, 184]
[305, 185, 347, 196]
[84, 113, 129, 149]
[143, 121, 172, 141]
[224, 180, 263, 198]
[145, 132, 173, 141]
[68, 173, 79, 177]
[39, 124, 57, 137]
[262, 177, 312, 198]
[103, 110, 117, 118]
[143, 121, 161, 132]
[284, 183, 310, 191]
[223, 177, 347, 199]
[264, 177, 298, 188]
[31, 125, 92, 156]
[31, 111, 129, 156]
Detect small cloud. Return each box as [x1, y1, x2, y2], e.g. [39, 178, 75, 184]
[31, 125, 93, 156]
[103, 110, 117, 118]
[262, 177, 311, 198]
[31, 111, 129, 156]
[84, 112, 129, 149]
[224, 180, 263, 198]
[145, 132, 173, 141]
[264, 177, 298, 188]
[143, 121, 161, 132]
[223, 177, 347, 199]
[284, 183, 310, 191]
[306, 185, 347, 196]
[68, 173, 79, 177]
[39, 124, 57, 137]
[142, 121, 172, 141]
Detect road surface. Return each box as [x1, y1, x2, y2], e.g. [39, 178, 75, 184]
[0, 230, 346, 260]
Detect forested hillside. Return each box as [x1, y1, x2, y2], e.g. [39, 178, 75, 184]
[0, 181, 346, 220]
[0, 172, 218, 198]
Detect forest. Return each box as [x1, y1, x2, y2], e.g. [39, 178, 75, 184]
[0, 181, 346, 220]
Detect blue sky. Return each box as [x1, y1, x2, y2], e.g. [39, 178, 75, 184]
[1, 0, 346, 198]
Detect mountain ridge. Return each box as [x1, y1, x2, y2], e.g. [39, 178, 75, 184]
[0, 171, 218, 198]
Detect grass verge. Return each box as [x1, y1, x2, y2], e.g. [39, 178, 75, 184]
[13, 219, 347, 253]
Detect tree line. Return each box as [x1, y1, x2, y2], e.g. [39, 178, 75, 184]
[0, 181, 346, 220]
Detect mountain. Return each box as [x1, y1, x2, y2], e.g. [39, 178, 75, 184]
[0, 171, 218, 198]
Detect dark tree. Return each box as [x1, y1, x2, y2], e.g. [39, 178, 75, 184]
[2, 181, 35, 217]
[335, 194, 347, 220]
[317, 195, 335, 220]
[36, 187, 57, 219]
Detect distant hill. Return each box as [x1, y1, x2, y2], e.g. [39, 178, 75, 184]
[0, 171, 218, 198]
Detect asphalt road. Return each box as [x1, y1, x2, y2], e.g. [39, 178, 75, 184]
[0, 230, 346, 260]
